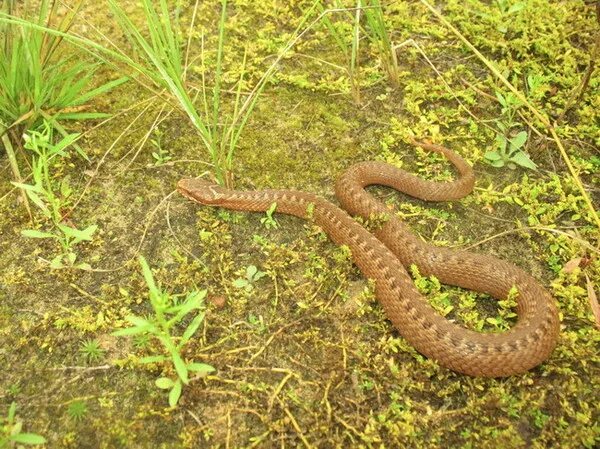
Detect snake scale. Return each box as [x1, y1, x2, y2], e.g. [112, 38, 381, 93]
[178, 142, 559, 377]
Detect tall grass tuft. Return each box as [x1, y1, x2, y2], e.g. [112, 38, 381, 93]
[361, 0, 400, 86]
[317, 0, 400, 96]
[107, 0, 271, 187]
[317, 0, 363, 103]
[0, 0, 127, 214]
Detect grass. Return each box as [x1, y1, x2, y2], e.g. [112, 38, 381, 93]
[0, 0, 598, 447]
[361, 0, 401, 86]
[0, 0, 126, 214]
[105, 0, 278, 187]
[317, 1, 363, 103]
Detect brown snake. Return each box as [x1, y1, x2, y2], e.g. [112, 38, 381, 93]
[178, 142, 559, 377]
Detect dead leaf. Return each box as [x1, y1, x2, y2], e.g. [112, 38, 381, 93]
[208, 295, 227, 309]
[585, 274, 600, 330]
[562, 257, 582, 274]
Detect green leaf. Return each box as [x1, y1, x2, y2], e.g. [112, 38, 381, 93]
[56, 112, 112, 120]
[187, 363, 215, 376]
[8, 402, 16, 421]
[112, 315, 154, 335]
[509, 151, 537, 170]
[507, 3, 525, 14]
[112, 325, 152, 337]
[495, 91, 506, 107]
[181, 312, 205, 345]
[21, 229, 57, 239]
[484, 151, 502, 162]
[188, 289, 207, 302]
[57, 224, 97, 243]
[50, 256, 65, 269]
[52, 132, 80, 155]
[71, 76, 129, 106]
[155, 377, 174, 389]
[66, 252, 77, 265]
[490, 159, 505, 168]
[10, 433, 46, 444]
[167, 291, 202, 323]
[24, 191, 50, 215]
[168, 380, 182, 407]
[75, 262, 93, 271]
[171, 350, 189, 384]
[10, 181, 44, 194]
[139, 355, 167, 364]
[509, 131, 527, 150]
[246, 265, 257, 279]
[232, 278, 248, 288]
[139, 256, 160, 298]
[125, 316, 152, 328]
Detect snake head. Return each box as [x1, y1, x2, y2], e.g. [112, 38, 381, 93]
[177, 178, 228, 205]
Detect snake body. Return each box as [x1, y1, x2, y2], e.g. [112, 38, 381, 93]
[178, 143, 559, 377]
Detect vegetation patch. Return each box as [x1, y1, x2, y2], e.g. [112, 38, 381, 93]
[0, 0, 598, 448]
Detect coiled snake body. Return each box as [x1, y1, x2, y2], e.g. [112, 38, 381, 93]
[178, 143, 559, 377]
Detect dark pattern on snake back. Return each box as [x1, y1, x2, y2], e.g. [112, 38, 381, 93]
[177, 142, 559, 377]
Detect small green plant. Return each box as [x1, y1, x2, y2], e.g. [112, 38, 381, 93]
[484, 90, 536, 169]
[477, 0, 525, 33]
[485, 128, 534, 169]
[5, 384, 20, 397]
[260, 203, 279, 229]
[112, 256, 215, 407]
[133, 334, 151, 350]
[66, 400, 87, 422]
[150, 127, 172, 166]
[79, 339, 105, 363]
[0, 402, 46, 447]
[247, 313, 267, 334]
[12, 125, 98, 269]
[233, 265, 267, 292]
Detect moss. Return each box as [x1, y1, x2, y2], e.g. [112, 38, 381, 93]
[0, 0, 599, 448]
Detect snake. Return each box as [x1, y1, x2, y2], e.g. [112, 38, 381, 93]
[177, 142, 560, 377]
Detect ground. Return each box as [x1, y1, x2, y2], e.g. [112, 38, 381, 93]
[0, 1, 599, 448]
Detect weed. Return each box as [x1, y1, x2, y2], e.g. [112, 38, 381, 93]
[66, 400, 88, 422]
[247, 313, 268, 334]
[112, 256, 215, 407]
[150, 127, 172, 166]
[484, 90, 536, 169]
[233, 265, 267, 292]
[4, 384, 20, 397]
[0, 403, 45, 447]
[12, 125, 98, 269]
[260, 203, 279, 229]
[79, 339, 105, 363]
